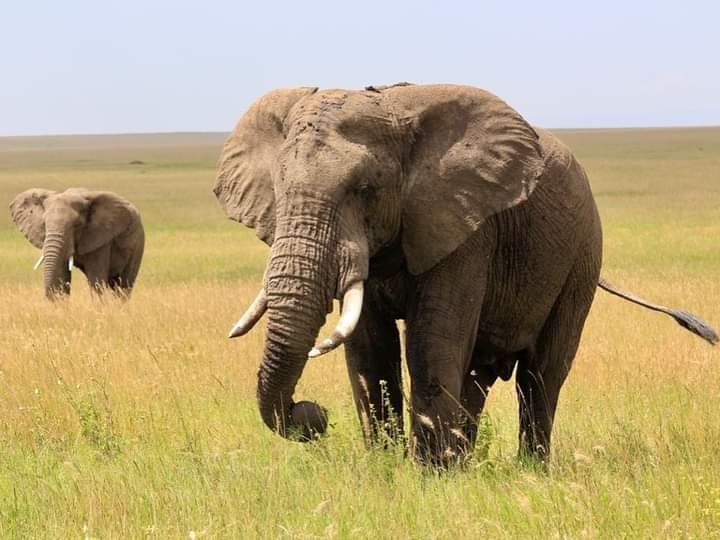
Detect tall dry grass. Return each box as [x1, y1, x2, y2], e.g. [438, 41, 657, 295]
[0, 129, 718, 538]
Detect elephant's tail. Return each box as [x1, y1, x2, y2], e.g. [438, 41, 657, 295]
[598, 277, 718, 345]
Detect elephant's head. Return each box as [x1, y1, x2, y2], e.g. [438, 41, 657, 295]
[214, 84, 544, 440]
[10, 188, 136, 299]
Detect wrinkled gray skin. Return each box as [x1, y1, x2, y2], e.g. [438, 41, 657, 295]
[214, 84, 705, 465]
[10, 188, 144, 300]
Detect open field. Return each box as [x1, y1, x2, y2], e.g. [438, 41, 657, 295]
[1, 128, 719, 538]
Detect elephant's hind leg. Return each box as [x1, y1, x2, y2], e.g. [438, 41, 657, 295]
[459, 354, 498, 450]
[515, 256, 599, 461]
[81, 244, 112, 295]
[112, 232, 144, 299]
[344, 289, 403, 446]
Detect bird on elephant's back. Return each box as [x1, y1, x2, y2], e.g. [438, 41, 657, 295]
[10, 188, 145, 300]
[213, 83, 717, 467]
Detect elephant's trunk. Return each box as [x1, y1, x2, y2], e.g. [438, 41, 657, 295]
[256, 197, 339, 440]
[42, 227, 72, 299]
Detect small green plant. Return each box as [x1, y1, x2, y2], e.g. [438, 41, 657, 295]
[74, 390, 122, 458]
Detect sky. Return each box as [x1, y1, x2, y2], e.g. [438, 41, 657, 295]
[2, 0, 719, 136]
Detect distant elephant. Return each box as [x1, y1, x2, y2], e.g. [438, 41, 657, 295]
[10, 188, 144, 299]
[214, 84, 717, 465]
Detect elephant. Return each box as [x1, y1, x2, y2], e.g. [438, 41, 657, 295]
[10, 188, 144, 300]
[213, 83, 717, 465]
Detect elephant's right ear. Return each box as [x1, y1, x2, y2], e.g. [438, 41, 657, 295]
[9, 189, 56, 249]
[213, 87, 318, 246]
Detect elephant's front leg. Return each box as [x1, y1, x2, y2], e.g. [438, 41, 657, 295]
[405, 238, 490, 466]
[344, 291, 403, 446]
[80, 244, 111, 295]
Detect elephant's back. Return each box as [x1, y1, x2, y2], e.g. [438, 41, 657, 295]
[532, 128, 599, 235]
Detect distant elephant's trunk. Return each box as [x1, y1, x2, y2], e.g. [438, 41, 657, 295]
[42, 226, 72, 299]
[256, 196, 339, 440]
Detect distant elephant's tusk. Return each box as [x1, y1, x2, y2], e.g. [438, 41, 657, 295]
[68, 256, 74, 271]
[228, 289, 268, 338]
[308, 281, 364, 358]
[33, 254, 45, 270]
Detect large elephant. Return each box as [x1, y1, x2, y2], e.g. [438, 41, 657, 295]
[214, 84, 717, 464]
[10, 188, 144, 300]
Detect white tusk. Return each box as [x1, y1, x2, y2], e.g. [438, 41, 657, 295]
[33, 254, 45, 270]
[228, 289, 268, 338]
[308, 281, 364, 358]
[68, 256, 74, 271]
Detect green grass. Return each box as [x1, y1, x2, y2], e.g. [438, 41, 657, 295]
[1, 129, 719, 538]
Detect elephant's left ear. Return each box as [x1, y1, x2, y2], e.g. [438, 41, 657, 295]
[386, 85, 544, 275]
[9, 188, 56, 249]
[77, 192, 136, 254]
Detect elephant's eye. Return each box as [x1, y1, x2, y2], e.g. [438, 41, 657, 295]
[355, 182, 376, 202]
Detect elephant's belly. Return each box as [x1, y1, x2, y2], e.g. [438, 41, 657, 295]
[477, 280, 564, 352]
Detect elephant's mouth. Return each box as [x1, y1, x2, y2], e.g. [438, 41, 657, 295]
[227, 280, 365, 359]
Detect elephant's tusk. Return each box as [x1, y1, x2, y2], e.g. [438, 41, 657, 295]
[309, 281, 364, 358]
[33, 254, 45, 270]
[228, 289, 268, 338]
[68, 256, 74, 271]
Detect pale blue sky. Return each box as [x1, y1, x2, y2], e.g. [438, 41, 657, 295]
[2, 0, 719, 135]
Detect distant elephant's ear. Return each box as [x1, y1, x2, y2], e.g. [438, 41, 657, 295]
[386, 85, 544, 275]
[213, 87, 318, 246]
[77, 191, 136, 254]
[9, 188, 55, 249]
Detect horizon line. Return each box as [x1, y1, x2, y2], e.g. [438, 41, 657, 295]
[1, 124, 720, 139]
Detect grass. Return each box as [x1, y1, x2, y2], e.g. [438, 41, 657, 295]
[1, 128, 719, 538]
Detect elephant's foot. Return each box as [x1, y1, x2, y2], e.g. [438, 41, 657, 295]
[411, 412, 475, 469]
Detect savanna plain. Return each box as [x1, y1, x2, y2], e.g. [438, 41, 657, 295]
[0, 128, 719, 538]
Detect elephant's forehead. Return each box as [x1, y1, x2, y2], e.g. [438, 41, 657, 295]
[48, 191, 87, 209]
[292, 90, 383, 122]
